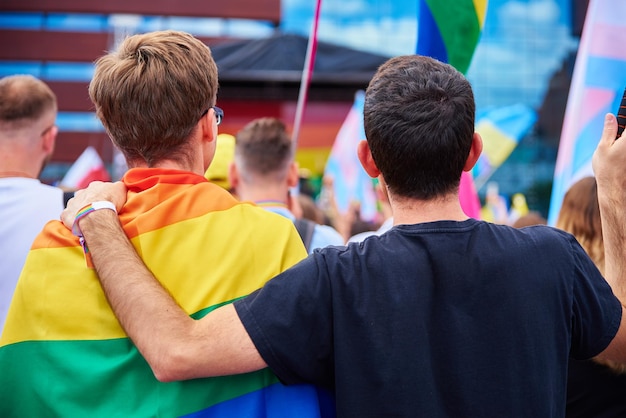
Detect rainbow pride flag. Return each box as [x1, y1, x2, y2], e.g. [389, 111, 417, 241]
[0, 168, 334, 417]
[417, 0, 488, 74]
[548, 0, 626, 224]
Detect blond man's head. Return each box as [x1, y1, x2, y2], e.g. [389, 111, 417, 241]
[89, 30, 218, 167]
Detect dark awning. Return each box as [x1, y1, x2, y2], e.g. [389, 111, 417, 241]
[211, 33, 391, 85]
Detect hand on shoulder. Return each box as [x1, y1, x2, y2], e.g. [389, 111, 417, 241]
[60, 181, 128, 229]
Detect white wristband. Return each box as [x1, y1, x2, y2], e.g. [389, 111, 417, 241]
[71, 201, 117, 237]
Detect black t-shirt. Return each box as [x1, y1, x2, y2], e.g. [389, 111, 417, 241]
[566, 358, 626, 418]
[235, 220, 622, 418]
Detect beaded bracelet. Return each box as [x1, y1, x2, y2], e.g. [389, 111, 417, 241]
[71, 201, 117, 237]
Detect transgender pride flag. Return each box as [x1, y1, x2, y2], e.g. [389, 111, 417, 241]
[324, 90, 378, 222]
[547, 0, 626, 224]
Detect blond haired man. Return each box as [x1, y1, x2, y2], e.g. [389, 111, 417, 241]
[0, 31, 333, 417]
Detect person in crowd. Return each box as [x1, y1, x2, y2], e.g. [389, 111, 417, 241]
[347, 177, 393, 243]
[59, 55, 626, 417]
[297, 193, 327, 225]
[0, 74, 63, 331]
[511, 211, 547, 228]
[229, 117, 345, 252]
[555, 176, 626, 418]
[0, 30, 333, 417]
[204, 132, 236, 191]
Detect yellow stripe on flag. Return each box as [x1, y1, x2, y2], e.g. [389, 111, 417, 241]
[1, 204, 304, 346]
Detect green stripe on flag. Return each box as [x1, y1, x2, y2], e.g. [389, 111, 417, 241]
[424, 0, 482, 73]
[0, 338, 279, 417]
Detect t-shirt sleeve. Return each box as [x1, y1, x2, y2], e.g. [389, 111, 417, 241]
[569, 236, 623, 359]
[234, 252, 335, 387]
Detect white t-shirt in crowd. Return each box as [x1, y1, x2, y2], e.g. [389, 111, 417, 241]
[0, 177, 64, 331]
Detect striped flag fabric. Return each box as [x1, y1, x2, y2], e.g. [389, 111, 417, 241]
[472, 104, 538, 190]
[547, 0, 626, 224]
[0, 168, 334, 417]
[323, 90, 378, 222]
[416, 0, 488, 74]
[417, 0, 488, 219]
[60, 145, 111, 190]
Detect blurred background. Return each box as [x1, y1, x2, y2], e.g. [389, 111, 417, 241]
[0, 0, 595, 220]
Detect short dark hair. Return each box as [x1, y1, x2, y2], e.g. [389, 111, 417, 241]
[363, 55, 475, 200]
[234, 117, 294, 183]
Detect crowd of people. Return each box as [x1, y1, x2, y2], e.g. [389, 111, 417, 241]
[1, 29, 626, 417]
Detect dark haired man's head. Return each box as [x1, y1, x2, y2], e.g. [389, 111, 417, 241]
[363, 55, 475, 200]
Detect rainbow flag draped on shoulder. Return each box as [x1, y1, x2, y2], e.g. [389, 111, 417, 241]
[0, 168, 334, 417]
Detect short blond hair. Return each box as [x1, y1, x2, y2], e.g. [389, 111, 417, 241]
[89, 30, 218, 166]
[0, 75, 57, 130]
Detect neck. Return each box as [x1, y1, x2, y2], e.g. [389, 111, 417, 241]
[390, 193, 469, 225]
[255, 199, 288, 208]
[236, 182, 289, 206]
[129, 159, 203, 175]
[0, 170, 36, 179]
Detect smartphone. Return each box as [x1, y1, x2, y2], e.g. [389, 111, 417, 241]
[617, 87, 626, 139]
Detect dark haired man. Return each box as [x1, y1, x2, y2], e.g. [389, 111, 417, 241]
[58, 55, 626, 417]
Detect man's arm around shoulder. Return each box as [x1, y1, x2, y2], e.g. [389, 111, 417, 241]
[62, 183, 267, 381]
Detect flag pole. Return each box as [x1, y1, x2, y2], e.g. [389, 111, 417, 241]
[291, 0, 323, 147]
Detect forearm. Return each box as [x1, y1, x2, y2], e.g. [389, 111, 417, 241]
[79, 210, 267, 380]
[79, 210, 197, 378]
[598, 196, 626, 300]
[595, 195, 626, 365]
[593, 113, 626, 364]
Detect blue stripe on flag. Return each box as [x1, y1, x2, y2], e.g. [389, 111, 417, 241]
[183, 383, 335, 418]
[416, 1, 448, 63]
[585, 56, 626, 89]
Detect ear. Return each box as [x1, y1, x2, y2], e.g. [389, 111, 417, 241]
[200, 109, 217, 145]
[357, 140, 380, 178]
[42, 125, 58, 154]
[463, 132, 483, 172]
[286, 161, 299, 188]
[228, 161, 239, 190]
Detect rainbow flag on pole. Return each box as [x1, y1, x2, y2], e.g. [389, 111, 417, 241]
[417, 0, 488, 75]
[0, 168, 334, 417]
[548, 0, 626, 224]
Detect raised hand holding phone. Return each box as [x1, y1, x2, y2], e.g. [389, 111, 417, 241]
[616, 87, 626, 139]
